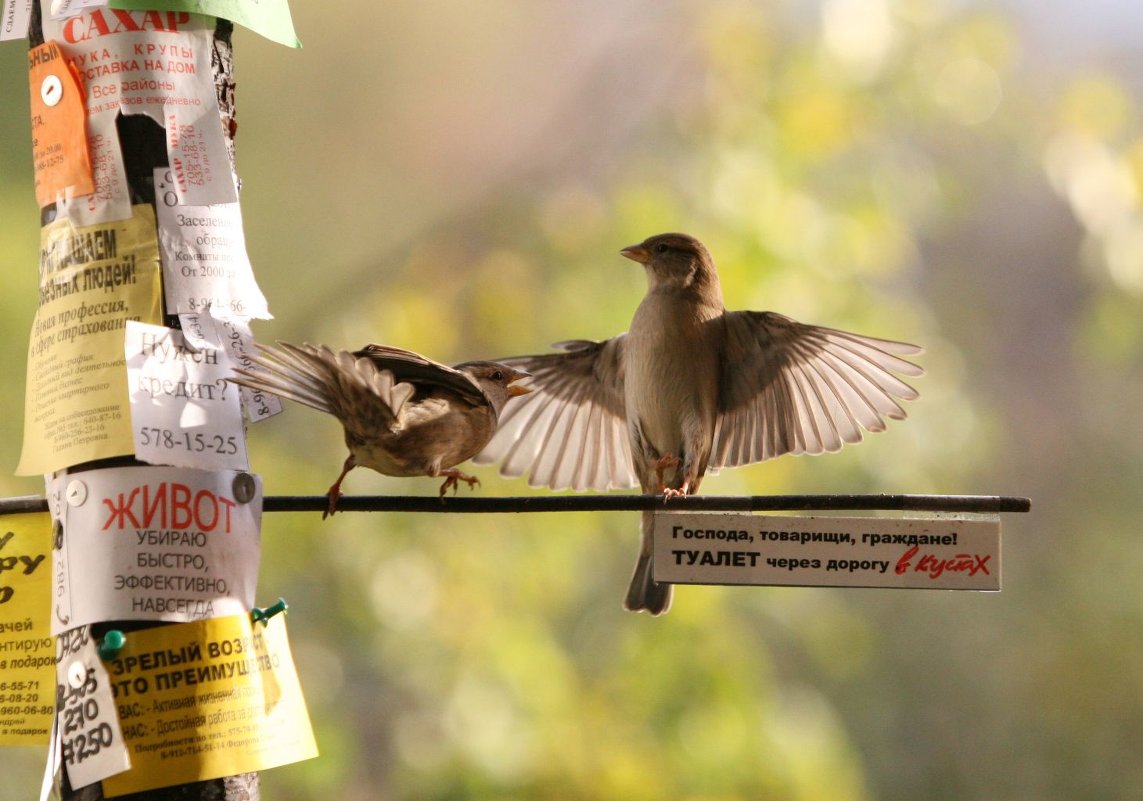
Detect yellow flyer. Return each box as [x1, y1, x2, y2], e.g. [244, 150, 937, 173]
[0, 512, 55, 746]
[101, 614, 318, 796]
[18, 204, 163, 475]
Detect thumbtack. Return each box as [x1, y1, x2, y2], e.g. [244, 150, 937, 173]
[251, 597, 288, 626]
[232, 472, 256, 504]
[65, 479, 87, 507]
[41, 74, 63, 107]
[98, 630, 126, 661]
[66, 660, 87, 689]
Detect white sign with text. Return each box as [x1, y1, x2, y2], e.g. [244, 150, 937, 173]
[653, 513, 1000, 591]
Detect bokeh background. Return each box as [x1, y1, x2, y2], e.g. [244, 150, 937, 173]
[3, 0, 1143, 799]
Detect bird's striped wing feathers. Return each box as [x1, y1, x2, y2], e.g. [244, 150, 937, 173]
[711, 312, 922, 467]
[474, 337, 638, 491]
[355, 343, 486, 406]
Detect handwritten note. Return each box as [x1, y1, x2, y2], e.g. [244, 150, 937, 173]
[54, 626, 131, 788]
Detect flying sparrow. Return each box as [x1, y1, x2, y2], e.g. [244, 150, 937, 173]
[231, 342, 531, 517]
[475, 233, 923, 614]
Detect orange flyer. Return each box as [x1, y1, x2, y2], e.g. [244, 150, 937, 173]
[28, 40, 94, 207]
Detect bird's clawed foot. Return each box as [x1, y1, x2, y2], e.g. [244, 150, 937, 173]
[654, 453, 681, 492]
[438, 469, 480, 498]
[654, 454, 691, 499]
[323, 457, 356, 520]
[654, 454, 695, 500]
[322, 489, 342, 520]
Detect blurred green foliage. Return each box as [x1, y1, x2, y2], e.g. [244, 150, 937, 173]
[3, 0, 1143, 799]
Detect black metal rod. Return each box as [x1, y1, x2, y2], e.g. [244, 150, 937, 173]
[0, 493, 1030, 516]
[0, 496, 52, 515]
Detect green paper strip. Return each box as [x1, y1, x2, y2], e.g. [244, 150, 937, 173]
[108, 0, 300, 47]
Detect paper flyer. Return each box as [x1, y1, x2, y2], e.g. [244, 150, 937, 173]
[49, 466, 262, 634]
[54, 626, 132, 788]
[18, 204, 163, 476]
[0, 513, 55, 746]
[154, 168, 270, 321]
[0, 0, 33, 40]
[49, 0, 109, 17]
[41, 3, 237, 226]
[28, 41, 96, 208]
[199, 315, 282, 423]
[101, 614, 318, 796]
[50, 0, 301, 47]
[125, 320, 250, 471]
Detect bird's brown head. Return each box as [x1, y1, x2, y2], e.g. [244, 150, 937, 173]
[456, 361, 532, 416]
[620, 232, 720, 296]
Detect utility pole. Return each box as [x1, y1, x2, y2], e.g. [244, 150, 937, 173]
[15, 3, 305, 798]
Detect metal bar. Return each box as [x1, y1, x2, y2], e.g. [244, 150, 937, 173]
[0, 496, 53, 515]
[0, 493, 1030, 516]
[268, 494, 1031, 514]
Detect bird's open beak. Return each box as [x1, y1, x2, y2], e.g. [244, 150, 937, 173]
[620, 244, 650, 264]
[507, 369, 533, 397]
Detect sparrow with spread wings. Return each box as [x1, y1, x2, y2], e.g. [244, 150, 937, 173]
[475, 232, 922, 615]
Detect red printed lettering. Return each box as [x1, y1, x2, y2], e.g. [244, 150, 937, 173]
[61, 9, 192, 44]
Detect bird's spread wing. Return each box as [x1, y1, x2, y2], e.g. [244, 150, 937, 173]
[229, 342, 415, 432]
[354, 344, 486, 405]
[473, 337, 637, 491]
[710, 312, 923, 467]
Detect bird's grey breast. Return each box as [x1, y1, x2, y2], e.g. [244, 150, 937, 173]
[623, 292, 722, 458]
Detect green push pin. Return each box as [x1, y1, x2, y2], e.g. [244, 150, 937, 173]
[98, 630, 126, 661]
[251, 597, 288, 626]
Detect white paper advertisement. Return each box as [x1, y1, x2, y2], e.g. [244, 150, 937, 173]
[154, 168, 270, 321]
[42, 4, 237, 225]
[50, 466, 262, 634]
[125, 320, 249, 471]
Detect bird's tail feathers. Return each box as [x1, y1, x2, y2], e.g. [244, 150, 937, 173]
[229, 342, 415, 420]
[624, 510, 673, 615]
[230, 343, 338, 414]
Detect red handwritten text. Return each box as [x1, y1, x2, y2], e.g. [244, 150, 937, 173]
[895, 545, 991, 580]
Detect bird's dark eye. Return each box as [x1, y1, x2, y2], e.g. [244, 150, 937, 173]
[492, 370, 504, 381]
[654, 243, 669, 255]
